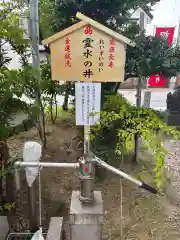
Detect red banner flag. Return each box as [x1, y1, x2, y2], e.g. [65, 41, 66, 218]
[148, 74, 166, 87]
[155, 27, 175, 47]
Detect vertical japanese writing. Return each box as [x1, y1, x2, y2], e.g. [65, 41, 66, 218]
[108, 39, 115, 68]
[92, 84, 96, 123]
[64, 38, 72, 67]
[81, 85, 85, 123]
[87, 84, 90, 124]
[82, 25, 94, 79]
[99, 38, 104, 72]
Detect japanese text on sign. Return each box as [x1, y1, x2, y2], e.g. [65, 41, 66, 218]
[75, 83, 101, 126]
[155, 27, 175, 47]
[99, 38, 104, 72]
[64, 38, 72, 67]
[148, 74, 166, 87]
[83, 25, 94, 79]
[160, 31, 169, 40]
[81, 85, 85, 122]
[86, 85, 90, 125]
[108, 39, 115, 68]
[92, 84, 96, 124]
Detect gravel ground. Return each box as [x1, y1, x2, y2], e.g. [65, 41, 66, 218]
[7, 122, 81, 240]
[6, 123, 180, 240]
[164, 139, 180, 205]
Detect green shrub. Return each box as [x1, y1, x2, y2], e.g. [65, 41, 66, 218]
[91, 94, 179, 187]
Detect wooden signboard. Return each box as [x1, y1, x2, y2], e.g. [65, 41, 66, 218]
[42, 13, 135, 82]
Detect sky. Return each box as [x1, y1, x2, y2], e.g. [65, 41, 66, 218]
[147, 0, 180, 37]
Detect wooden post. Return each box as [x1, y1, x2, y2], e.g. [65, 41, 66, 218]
[6, 174, 15, 205]
[0, 141, 11, 206]
[175, 20, 180, 87]
[28, 184, 38, 232]
[0, 143, 4, 206]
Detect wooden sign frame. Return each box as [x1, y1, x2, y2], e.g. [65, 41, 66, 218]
[42, 12, 135, 82]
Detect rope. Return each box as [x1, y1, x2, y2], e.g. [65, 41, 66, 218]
[38, 166, 42, 228]
[120, 177, 123, 238]
[119, 150, 124, 238]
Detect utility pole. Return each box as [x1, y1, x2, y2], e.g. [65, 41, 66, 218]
[134, 11, 145, 162]
[176, 19, 180, 46]
[136, 11, 145, 106]
[175, 19, 180, 87]
[29, 0, 46, 147]
[27, 0, 46, 231]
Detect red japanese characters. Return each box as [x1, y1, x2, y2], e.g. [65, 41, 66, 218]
[108, 39, 115, 68]
[64, 38, 72, 67]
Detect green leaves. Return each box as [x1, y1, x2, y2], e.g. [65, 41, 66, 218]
[0, 0, 29, 56]
[39, 0, 57, 38]
[39, 0, 159, 39]
[0, 0, 31, 140]
[3, 202, 16, 212]
[92, 94, 180, 187]
[126, 34, 180, 80]
[53, 0, 159, 31]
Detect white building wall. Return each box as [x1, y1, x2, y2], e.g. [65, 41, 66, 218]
[4, 14, 46, 70]
[130, 8, 152, 30]
[3, 42, 22, 69]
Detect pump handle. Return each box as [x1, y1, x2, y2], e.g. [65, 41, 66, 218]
[140, 182, 157, 194]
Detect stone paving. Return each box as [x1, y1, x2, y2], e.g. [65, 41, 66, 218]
[118, 88, 173, 110]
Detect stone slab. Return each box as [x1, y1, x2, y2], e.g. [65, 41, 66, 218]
[0, 216, 9, 240]
[46, 217, 63, 240]
[70, 191, 103, 218]
[70, 191, 103, 240]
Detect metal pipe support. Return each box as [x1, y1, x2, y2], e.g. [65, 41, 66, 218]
[15, 161, 79, 168]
